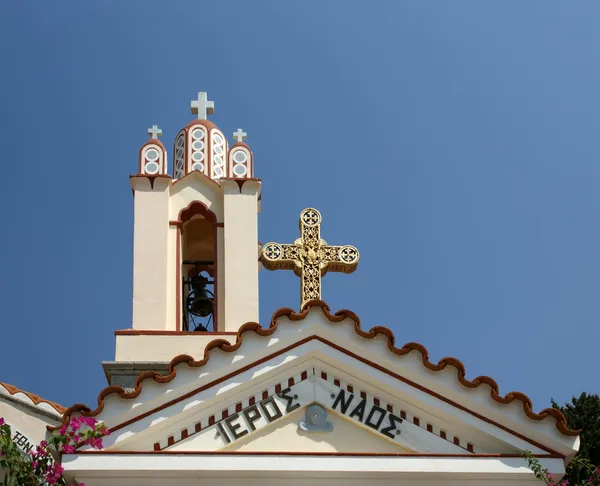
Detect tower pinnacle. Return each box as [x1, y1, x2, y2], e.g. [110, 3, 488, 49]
[190, 92, 215, 120]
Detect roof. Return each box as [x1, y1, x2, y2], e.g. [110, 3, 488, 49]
[51, 301, 578, 437]
[0, 381, 65, 416]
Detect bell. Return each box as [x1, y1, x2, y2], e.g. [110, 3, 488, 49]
[189, 275, 214, 317]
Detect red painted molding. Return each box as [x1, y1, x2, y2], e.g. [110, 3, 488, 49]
[0, 381, 65, 414]
[51, 301, 578, 451]
[114, 330, 238, 336]
[69, 450, 563, 458]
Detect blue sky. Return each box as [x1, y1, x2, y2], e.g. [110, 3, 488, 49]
[0, 1, 598, 414]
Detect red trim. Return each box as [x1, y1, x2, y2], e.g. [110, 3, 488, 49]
[213, 222, 219, 331]
[177, 201, 219, 331]
[159, 368, 463, 453]
[175, 226, 181, 331]
[69, 450, 563, 458]
[0, 381, 65, 414]
[115, 330, 237, 336]
[138, 139, 167, 175]
[178, 201, 217, 224]
[227, 143, 253, 178]
[182, 121, 215, 177]
[106, 337, 315, 434]
[97, 335, 559, 455]
[54, 302, 577, 445]
[317, 336, 560, 455]
[171, 170, 221, 188]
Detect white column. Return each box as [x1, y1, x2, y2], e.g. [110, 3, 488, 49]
[131, 177, 171, 330]
[221, 180, 261, 331]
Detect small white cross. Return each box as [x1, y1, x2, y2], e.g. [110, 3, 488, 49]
[190, 92, 215, 120]
[233, 128, 247, 143]
[147, 125, 162, 139]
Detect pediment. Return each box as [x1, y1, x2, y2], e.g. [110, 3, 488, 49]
[163, 373, 456, 454]
[86, 358, 547, 458]
[219, 407, 413, 454]
[62, 303, 578, 461]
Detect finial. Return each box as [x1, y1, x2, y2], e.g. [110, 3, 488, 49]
[261, 208, 360, 309]
[147, 125, 162, 139]
[190, 92, 215, 120]
[233, 128, 247, 143]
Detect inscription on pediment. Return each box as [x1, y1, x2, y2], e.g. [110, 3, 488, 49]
[214, 385, 403, 445]
[161, 371, 472, 454]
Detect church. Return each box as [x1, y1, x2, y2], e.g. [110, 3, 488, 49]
[1, 92, 580, 485]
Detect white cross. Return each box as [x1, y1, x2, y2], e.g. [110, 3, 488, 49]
[147, 125, 162, 139]
[233, 128, 247, 143]
[190, 92, 215, 120]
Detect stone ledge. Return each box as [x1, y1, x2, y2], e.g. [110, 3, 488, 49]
[102, 361, 171, 388]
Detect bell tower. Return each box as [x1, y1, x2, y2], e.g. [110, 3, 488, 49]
[103, 92, 261, 389]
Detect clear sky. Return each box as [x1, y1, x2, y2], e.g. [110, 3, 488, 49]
[0, 1, 598, 415]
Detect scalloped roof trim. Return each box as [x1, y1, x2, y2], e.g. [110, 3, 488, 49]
[0, 381, 65, 415]
[50, 301, 578, 437]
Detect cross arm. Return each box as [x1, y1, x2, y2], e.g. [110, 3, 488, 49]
[261, 242, 302, 275]
[321, 245, 360, 275]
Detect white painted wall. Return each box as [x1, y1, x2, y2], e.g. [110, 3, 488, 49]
[132, 178, 171, 330]
[221, 180, 260, 331]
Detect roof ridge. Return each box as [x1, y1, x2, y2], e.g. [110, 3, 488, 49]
[0, 381, 66, 415]
[49, 301, 578, 437]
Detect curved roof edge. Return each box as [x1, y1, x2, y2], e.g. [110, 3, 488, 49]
[50, 301, 579, 437]
[0, 381, 65, 416]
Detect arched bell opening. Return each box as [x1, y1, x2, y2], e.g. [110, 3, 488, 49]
[179, 202, 218, 332]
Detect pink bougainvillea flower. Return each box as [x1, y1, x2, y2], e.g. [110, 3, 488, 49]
[90, 437, 104, 449]
[81, 417, 96, 428]
[70, 417, 82, 432]
[0, 418, 4, 425]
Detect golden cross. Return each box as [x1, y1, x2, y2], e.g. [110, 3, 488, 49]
[261, 208, 359, 309]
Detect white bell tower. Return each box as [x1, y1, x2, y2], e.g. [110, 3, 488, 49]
[103, 92, 261, 388]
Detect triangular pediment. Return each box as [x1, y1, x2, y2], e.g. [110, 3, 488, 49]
[219, 406, 413, 453]
[63, 303, 578, 461]
[163, 373, 461, 454]
[86, 358, 548, 457]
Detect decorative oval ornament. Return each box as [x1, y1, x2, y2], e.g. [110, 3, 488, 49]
[298, 404, 333, 433]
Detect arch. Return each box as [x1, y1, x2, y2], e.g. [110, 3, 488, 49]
[175, 201, 220, 332]
[138, 139, 167, 176]
[179, 200, 218, 225]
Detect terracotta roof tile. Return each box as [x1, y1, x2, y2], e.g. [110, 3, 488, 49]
[0, 381, 65, 415]
[51, 301, 579, 437]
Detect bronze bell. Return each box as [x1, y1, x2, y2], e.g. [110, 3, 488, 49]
[189, 275, 214, 317]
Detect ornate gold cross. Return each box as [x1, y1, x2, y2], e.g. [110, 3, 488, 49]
[261, 208, 360, 309]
